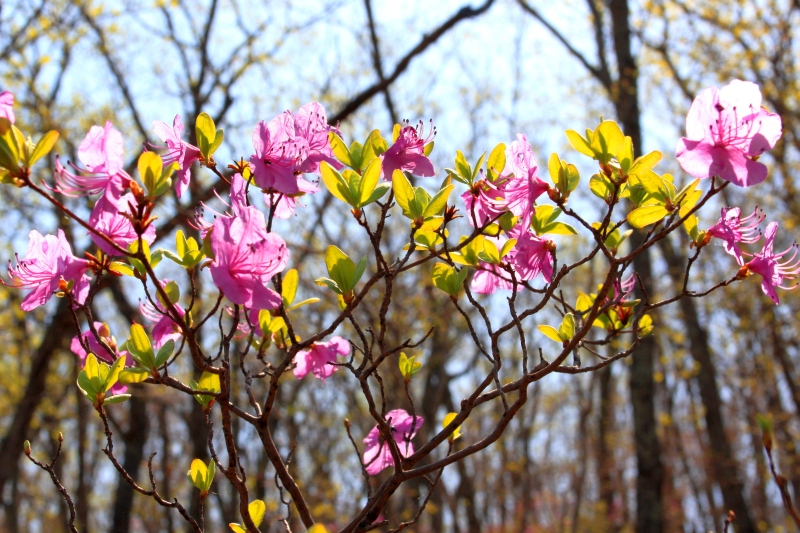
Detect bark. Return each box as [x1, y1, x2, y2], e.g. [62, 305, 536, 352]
[596, 364, 616, 531]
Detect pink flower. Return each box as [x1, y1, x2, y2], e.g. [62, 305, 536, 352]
[70, 322, 131, 395]
[263, 176, 319, 219]
[503, 134, 549, 227]
[140, 284, 185, 349]
[381, 120, 435, 179]
[54, 122, 130, 197]
[362, 409, 423, 475]
[676, 80, 782, 187]
[209, 205, 288, 310]
[743, 222, 800, 304]
[293, 336, 350, 381]
[249, 112, 306, 195]
[471, 262, 513, 295]
[509, 230, 554, 283]
[461, 175, 508, 227]
[151, 115, 201, 199]
[7, 229, 90, 311]
[0, 91, 15, 124]
[89, 192, 156, 256]
[707, 206, 764, 261]
[293, 102, 342, 174]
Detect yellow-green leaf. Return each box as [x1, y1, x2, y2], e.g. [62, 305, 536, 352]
[392, 169, 414, 213]
[282, 268, 298, 306]
[565, 130, 594, 158]
[328, 132, 352, 167]
[442, 412, 462, 442]
[28, 130, 59, 168]
[537, 325, 563, 343]
[627, 205, 669, 228]
[358, 158, 381, 206]
[320, 161, 353, 205]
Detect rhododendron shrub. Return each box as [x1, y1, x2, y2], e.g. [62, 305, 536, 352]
[1, 79, 793, 533]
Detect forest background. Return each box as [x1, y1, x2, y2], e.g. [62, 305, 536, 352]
[1, 0, 799, 532]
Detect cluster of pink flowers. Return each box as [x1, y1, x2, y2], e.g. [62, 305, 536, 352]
[249, 102, 340, 218]
[381, 120, 436, 179]
[460, 134, 555, 294]
[362, 409, 423, 475]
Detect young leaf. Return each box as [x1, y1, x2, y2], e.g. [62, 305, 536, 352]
[320, 161, 355, 205]
[537, 325, 563, 343]
[328, 132, 352, 167]
[358, 158, 381, 207]
[442, 412, 463, 442]
[27, 130, 59, 168]
[282, 268, 299, 306]
[627, 205, 669, 228]
[422, 183, 453, 218]
[486, 143, 506, 179]
[119, 367, 150, 385]
[391, 169, 414, 214]
[195, 112, 216, 159]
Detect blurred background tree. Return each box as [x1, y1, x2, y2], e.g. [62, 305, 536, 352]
[1, 0, 799, 531]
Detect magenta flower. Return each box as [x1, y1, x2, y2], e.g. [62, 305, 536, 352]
[362, 409, 424, 475]
[70, 322, 131, 395]
[293, 102, 342, 174]
[471, 262, 514, 295]
[743, 222, 800, 304]
[151, 115, 201, 199]
[676, 80, 782, 187]
[461, 175, 508, 227]
[54, 122, 130, 197]
[89, 192, 156, 256]
[0, 91, 14, 124]
[263, 176, 319, 219]
[293, 336, 350, 381]
[209, 205, 288, 310]
[509, 230, 555, 282]
[140, 285, 185, 349]
[249, 112, 306, 195]
[381, 120, 435, 179]
[707, 206, 764, 261]
[503, 134, 549, 227]
[7, 229, 90, 311]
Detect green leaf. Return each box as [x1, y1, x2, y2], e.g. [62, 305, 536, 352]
[362, 182, 391, 205]
[287, 298, 320, 311]
[191, 371, 220, 408]
[108, 262, 135, 276]
[328, 132, 352, 167]
[422, 184, 453, 218]
[391, 169, 414, 214]
[209, 129, 224, 158]
[627, 205, 669, 228]
[589, 173, 614, 201]
[103, 355, 126, 393]
[638, 314, 654, 336]
[558, 313, 576, 341]
[138, 151, 163, 194]
[320, 161, 355, 205]
[119, 367, 150, 385]
[591, 121, 625, 163]
[358, 158, 381, 207]
[398, 352, 423, 380]
[128, 323, 156, 369]
[282, 268, 298, 306]
[455, 150, 472, 184]
[154, 340, 175, 368]
[486, 143, 506, 180]
[349, 141, 363, 170]
[195, 112, 216, 159]
[431, 263, 467, 297]
[565, 130, 594, 158]
[479, 239, 501, 264]
[442, 412, 462, 442]
[103, 394, 131, 405]
[352, 256, 368, 292]
[188, 458, 215, 493]
[325, 245, 356, 293]
[499, 239, 517, 258]
[361, 129, 388, 168]
[28, 130, 59, 168]
[537, 325, 563, 343]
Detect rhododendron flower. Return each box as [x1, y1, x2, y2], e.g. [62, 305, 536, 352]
[152, 115, 201, 199]
[510, 230, 555, 282]
[263, 176, 319, 219]
[7, 229, 90, 311]
[676, 80, 782, 187]
[707, 206, 764, 261]
[503, 134, 549, 227]
[471, 262, 514, 295]
[209, 205, 288, 310]
[742, 222, 800, 304]
[89, 192, 156, 255]
[362, 409, 423, 475]
[293, 336, 350, 381]
[140, 286, 185, 349]
[249, 112, 306, 195]
[54, 122, 129, 197]
[381, 120, 435, 179]
[461, 175, 508, 227]
[293, 102, 342, 174]
[70, 322, 131, 395]
[0, 91, 14, 124]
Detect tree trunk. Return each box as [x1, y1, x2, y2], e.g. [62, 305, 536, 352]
[111, 394, 150, 533]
